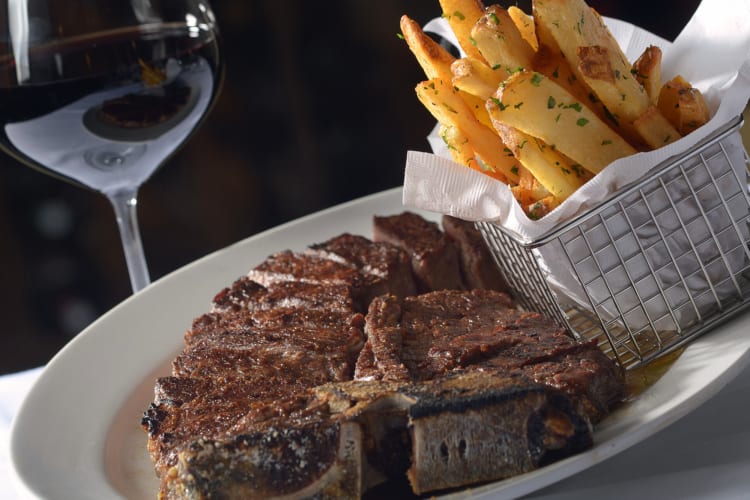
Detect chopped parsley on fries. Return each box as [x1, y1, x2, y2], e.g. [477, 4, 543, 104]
[401, 0, 709, 218]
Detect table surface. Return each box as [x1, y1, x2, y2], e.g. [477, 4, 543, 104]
[2, 363, 748, 499]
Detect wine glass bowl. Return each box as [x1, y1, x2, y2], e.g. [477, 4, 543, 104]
[0, 0, 223, 292]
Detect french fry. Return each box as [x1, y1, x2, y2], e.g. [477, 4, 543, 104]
[508, 5, 538, 52]
[657, 75, 710, 135]
[532, 40, 636, 143]
[451, 57, 504, 100]
[531, 1, 561, 55]
[438, 0, 486, 62]
[439, 123, 508, 181]
[400, 15, 455, 81]
[526, 195, 560, 220]
[532, 45, 594, 106]
[519, 168, 552, 201]
[576, 45, 649, 120]
[439, 123, 474, 165]
[632, 105, 680, 147]
[488, 70, 636, 174]
[400, 18, 493, 128]
[457, 89, 493, 128]
[495, 123, 587, 200]
[632, 45, 663, 105]
[416, 77, 520, 183]
[533, 0, 680, 148]
[401, 0, 710, 218]
[511, 185, 535, 207]
[512, 177, 549, 206]
[471, 5, 535, 74]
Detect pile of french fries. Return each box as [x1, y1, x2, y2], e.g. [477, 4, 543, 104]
[401, 0, 710, 219]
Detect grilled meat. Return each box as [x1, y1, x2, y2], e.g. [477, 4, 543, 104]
[373, 212, 464, 292]
[308, 232, 418, 306]
[442, 214, 510, 292]
[356, 290, 625, 423]
[188, 279, 360, 345]
[155, 370, 592, 499]
[143, 215, 626, 499]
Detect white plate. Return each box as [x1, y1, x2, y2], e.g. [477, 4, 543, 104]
[10, 187, 750, 500]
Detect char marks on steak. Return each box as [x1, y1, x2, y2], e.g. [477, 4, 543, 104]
[143, 231, 418, 496]
[143, 213, 626, 499]
[161, 369, 593, 499]
[188, 279, 360, 345]
[210, 277, 357, 315]
[373, 212, 464, 292]
[247, 249, 364, 293]
[308, 233, 418, 307]
[357, 290, 625, 423]
[441, 215, 509, 292]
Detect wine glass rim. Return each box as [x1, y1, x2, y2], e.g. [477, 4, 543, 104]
[56, 21, 214, 43]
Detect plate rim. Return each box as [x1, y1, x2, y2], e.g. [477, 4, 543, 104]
[10, 186, 750, 499]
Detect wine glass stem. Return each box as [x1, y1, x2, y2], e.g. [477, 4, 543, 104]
[108, 190, 151, 293]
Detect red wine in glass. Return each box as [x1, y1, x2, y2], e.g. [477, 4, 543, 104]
[0, 4, 223, 292]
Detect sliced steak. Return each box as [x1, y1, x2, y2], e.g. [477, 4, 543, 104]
[210, 277, 356, 314]
[144, 318, 364, 493]
[356, 290, 625, 423]
[145, 247, 370, 492]
[308, 233, 418, 304]
[168, 419, 364, 500]
[144, 220, 626, 499]
[247, 249, 364, 291]
[189, 307, 362, 344]
[442, 214, 509, 292]
[158, 370, 592, 499]
[142, 376, 272, 490]
[187, 279, 360, 345]
[373, 212, 464, 292]
[173, 327, 362, 383]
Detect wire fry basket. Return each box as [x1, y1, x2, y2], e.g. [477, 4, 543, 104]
[476, 116, 750, 370]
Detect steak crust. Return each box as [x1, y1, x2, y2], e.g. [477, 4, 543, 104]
[143, 217, 626, 498]
[373, 212, 464, 292]
[308, 233, 418, 305]
[441, 214, 509, 292]
[158, 370, 592, 499]
[356, 290, 625, 423]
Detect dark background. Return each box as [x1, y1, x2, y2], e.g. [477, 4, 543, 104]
[0, 0, 702, 374]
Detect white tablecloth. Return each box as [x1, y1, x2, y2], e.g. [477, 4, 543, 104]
[1, 367, 44, 499]
[2, 365, 748, 499]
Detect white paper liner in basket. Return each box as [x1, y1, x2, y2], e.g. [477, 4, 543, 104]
[403, 0, 750, 333]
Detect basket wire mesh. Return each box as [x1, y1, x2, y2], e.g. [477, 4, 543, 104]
[477, 117, 750, 370]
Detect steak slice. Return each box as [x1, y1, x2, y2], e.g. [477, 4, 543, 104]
[247, 249, 364, 291]
[373, 212, 464, 292]
[245, 243, 417, 312]
[144, 220, 625, 498]
[146, 298, 366, 492]
[157, 370, 592, 499]
[356, 290, 625, 423]
[169, 419, 365, 500]
[144, 320, 363, 493]
[188, 279, 361, 345]
[307, 233, 418, 304]
[143, 376, 275, 490]
[210, 277, 356, 314]
[442, 214, 509, 292]
[173, 327, 362, 383]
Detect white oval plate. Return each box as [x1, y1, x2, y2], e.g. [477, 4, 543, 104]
[10, 187, 750, 499]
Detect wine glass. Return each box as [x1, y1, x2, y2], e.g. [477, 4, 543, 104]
[0, 0, 223, 292]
